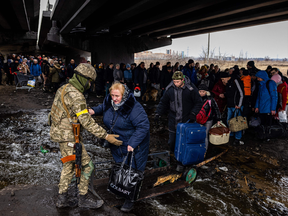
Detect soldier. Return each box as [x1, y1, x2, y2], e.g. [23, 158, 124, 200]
[49, 63, 122, 209]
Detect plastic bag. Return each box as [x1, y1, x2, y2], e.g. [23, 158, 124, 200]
[107, 152, 144, 201]
[27, 79, 35, 87]
[249, 116, 261, 127]
[279, 111, 287, 123]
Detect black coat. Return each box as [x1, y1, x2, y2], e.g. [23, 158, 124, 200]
[95, 68, 104, 91]
[11, 63, 19, 73]
[66, 63, 77, 78]
[160, 70, 173, 89]
[150, 65, 161, 84]
[156, 80, 203, 132]
[104, 67, 114, 83]
[41, 64, 50, 76]
[134, 66, 147, 87]
[225, 75, 244, 108]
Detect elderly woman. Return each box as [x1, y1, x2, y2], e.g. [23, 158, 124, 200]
[89, 82, 150, 212]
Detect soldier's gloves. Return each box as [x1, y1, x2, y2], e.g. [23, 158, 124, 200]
[105, 134, 123, 146]
[154, 113, 160, 124]
[189, 112, 196, 123]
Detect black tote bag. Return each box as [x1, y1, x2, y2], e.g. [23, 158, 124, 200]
[107, 152, 144, 202]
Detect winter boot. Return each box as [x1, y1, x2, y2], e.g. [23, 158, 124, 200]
[56, 192, 70, 208]
[78, 193, 104, 209]
[120, 199, 134, 212]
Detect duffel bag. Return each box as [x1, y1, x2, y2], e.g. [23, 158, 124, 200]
[107, 152, 144, 202]
[228, 109, 248, 132]
[209, 122, 230, 145]
[265, 124, 286, 139]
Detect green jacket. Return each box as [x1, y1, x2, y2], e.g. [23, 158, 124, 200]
[50, 64, 61, 83]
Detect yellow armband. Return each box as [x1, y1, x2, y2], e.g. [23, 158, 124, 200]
[76, 109, 88, 117]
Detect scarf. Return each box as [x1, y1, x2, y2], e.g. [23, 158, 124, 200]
[69, 73, 90, 93]
[111, 84, 130, 110]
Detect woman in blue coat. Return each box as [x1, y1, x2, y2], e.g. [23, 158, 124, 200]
[255, 70, 278, 126]
[89, 82, 150, 212]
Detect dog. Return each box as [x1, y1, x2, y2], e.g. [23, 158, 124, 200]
[142, 86, 160, 102]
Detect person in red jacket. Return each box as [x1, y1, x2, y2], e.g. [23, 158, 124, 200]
[212, 78, 227, 113]
[271, 74, 287, 113]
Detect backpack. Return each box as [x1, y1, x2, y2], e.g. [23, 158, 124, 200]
[196, 100, 212, 125]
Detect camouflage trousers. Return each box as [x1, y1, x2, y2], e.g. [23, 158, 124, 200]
[58, 142, 92, 195]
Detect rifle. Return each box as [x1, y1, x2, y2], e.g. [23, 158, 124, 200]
[72, 120, 82, 184]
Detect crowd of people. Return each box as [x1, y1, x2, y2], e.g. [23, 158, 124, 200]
[2, 53, 288, 212]
[0, 54, 77, 94]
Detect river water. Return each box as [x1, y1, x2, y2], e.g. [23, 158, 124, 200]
[0, 110, 288, 215]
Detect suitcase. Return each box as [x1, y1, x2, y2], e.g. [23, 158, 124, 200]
[174, 122, 206, 166]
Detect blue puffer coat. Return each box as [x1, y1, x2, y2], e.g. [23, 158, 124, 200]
[30, 63, 42, 76]
[255, 70, 278, 113]
[181, 64, 197, 85]
[92, 93, 150, 171]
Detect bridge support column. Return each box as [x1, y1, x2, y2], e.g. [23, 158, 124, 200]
[90, 35, 172, 66]
[90, 36, 134, 66]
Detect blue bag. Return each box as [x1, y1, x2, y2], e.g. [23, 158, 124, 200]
[174, 122, 206, 166]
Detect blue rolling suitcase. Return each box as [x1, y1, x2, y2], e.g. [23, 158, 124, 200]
[174, 122, 206, 166]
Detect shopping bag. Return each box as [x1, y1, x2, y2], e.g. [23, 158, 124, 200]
[27, 79, 35, 87]
[279, 111, 287, 123]
[228, 109, 248, 132]
[107, 152, 144, 202]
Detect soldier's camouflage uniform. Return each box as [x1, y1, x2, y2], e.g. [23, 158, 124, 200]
[50, 82, 107, 195]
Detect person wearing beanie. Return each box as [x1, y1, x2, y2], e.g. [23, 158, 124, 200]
[255, 71, 278, 127]
[271, 74, 288, 115]
[198, 84, 221, 152]
[155, 71, 202, 171]
[124, 63, 133, 90]
[240, 68, 252, 117]
[181, 59, 197, 85]
[221, 68, 245, 145]
[150, 62, 161, 90]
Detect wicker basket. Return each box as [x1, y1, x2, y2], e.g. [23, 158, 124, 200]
[209, 123, 230, 145]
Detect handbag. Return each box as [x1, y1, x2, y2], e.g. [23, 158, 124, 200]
[99, 114, 119, 148]
[107, 152, 144, 202]
[228, 109, 248, 132]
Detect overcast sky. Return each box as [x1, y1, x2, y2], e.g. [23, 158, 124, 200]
[40, 0, 288, 59]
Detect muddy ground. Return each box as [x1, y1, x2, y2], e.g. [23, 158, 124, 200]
[1, 85, 288, 215]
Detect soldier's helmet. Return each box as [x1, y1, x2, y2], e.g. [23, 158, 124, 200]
[74, 63, 97, 81]
[172, 71, 184, 80]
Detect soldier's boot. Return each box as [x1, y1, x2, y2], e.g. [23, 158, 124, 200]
[56, 192, 70, 208]
[78, 193, 104, 209]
